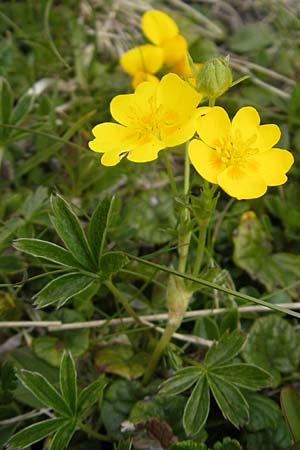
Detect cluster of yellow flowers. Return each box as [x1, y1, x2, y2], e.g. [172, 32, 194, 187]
[120, 10, 193, 88]
[89, 10, 294, 200]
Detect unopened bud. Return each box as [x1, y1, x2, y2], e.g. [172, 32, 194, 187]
[166, 276, 191, 330]
[196, 56, 232, 98]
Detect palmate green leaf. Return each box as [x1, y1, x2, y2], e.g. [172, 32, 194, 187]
[280, 386, 300, 443]
[211, 364, 271, 390]
[204, 331, 245, 368]
[18, 370, 71, 417]
[48, 419, 77, 450]
[35, 272, 95, 308]
[6, 417, 68, 449]
[160, 367, 202, 396]
[78, 377, 107, 416]
[88, 196, 115, 264]
[14, 238, 82, 269]
[183, 374, 210, 436]
[60, 352, 77, 414]
[50, 194, 96, 271]
[207, 373, 249, 428]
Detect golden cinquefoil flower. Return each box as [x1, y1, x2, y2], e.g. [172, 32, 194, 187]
[189, 106, 294, 200]
[89, 73, 201, 166]
[120, 44, 163, 89]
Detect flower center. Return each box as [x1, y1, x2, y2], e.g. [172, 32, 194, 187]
[133, 96, 178, 142]
[215, 130, 258, 167]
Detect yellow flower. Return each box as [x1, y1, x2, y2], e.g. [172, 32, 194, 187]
[141, 10, 188, 69]
[188, 106, 294, 200]
[89, 73, 201, 166]
[120, 44, 163, 88]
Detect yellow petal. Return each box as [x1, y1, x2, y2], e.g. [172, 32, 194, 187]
[157, 73, 201, 123]
[132, 71, 159, 89]
[255, 124, 281, 150]
[251, 148, 294, 186]
[127, 137, 164, 163]
[162, 35, 187, 66]
[101, 150, 127, 167]
[189, 139, 225, 184]
[120, 44, 164, 76]
[142, 9, 178, 45]
[217, 166, 267, 200]
[164, 115, 197, 147]
[196, 106, 231, 147]
[231, 106, 260, 142]
[89, 123, 133, 153]
[110, 81, 157, 126]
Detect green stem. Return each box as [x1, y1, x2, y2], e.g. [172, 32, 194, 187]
[209, 98, 215, 107]
[105, 280, 143, 326]
[178, 148, 191, 273]
[192, 219, 209, 277]
[142, 322, 177, 385]
[78, 422, 111, 442]
[162, 151, 178, 197]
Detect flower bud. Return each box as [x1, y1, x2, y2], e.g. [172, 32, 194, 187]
[166, 276, 191, 330]
[196, 56, 232, 98]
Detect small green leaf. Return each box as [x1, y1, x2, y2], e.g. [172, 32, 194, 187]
[0, 77, 13, 126]
[244, 392, 281, 432]
[35, 272, 95, 308]
[160, 367, 202, 396]
[207, 373, 249, 428]
[78, 377, 107, 415]
[243, 315, 300, 387]
[219, 309, 239, 335]
[19, 370, 71, 416]
[11, 94, 34, 125]
[194, 316, 220, 340]
[48, 420, 76, 450]
[280, 386, 300, 443]
[60, 352, 77, 414]
[99, 251, 129, 277]
[50, 194, 95, 270]
[213, 437, 243, 450]
[14, 238, 82, 268]
[211, 364, 271, 390]
[6, 417, 68, 449]
[204, 331, 245, 368]
[88, 196, 115, 263]
[183, 374, 210, 436]
[229, 23, 274, 53]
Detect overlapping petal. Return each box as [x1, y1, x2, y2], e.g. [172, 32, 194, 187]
[157, 73, 201, 123]
[142, 10, 178, 46]
[189, 139, 226, 184]
[255, 124, 281, 150]
[110, 81, 157, 127]
[120, 44, 164, 75]
[231, 106, 260, 142]
[132, 71, 159, 89]
[196, 107, 231, 147]
[162, 34, 187, 66]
